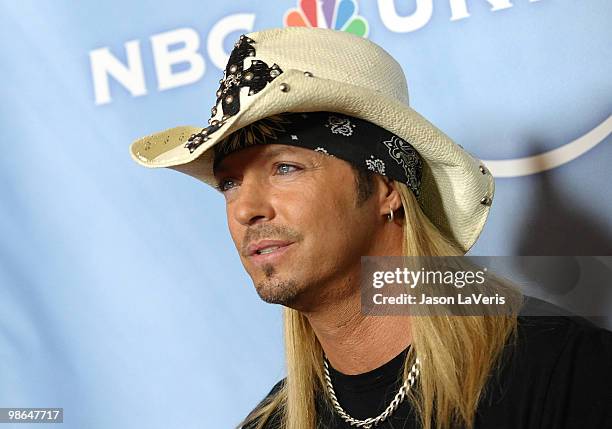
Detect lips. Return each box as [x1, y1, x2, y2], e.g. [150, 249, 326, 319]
[246, 240, 294, 256]
[245, 240, 295, 267]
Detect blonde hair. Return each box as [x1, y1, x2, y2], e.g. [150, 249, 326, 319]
[238, 181, 520, 429]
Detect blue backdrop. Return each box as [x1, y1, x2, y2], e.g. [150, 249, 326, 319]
[1, 1, 610, 428]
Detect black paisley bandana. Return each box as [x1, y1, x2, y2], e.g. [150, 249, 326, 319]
[213, 111, 423, 197]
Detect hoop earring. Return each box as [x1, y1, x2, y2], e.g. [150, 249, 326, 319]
[387, 205, 394, 223]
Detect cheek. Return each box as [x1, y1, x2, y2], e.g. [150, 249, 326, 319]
[284, 185, 355, 247]
[278, 186, 319, 228]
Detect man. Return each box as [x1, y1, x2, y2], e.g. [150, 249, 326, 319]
[131, 28, 612, 429]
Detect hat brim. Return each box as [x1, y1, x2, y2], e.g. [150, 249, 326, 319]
[130, 69, 494, 253]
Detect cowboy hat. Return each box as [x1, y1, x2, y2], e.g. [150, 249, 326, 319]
[129, 26, 494, 253]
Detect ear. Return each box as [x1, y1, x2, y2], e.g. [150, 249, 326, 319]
[375, 175, 402, 218]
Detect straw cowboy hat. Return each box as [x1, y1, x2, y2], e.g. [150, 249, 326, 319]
[129, 26, 494, 253]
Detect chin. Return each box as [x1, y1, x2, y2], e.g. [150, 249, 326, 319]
[253, 278, 301, 306]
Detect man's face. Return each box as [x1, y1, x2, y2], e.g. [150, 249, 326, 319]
[214, 144, 381, 310]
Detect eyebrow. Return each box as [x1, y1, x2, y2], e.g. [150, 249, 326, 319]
[213, 145, 305, 175]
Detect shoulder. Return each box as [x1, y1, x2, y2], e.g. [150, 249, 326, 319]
[481, 315, 612, 428]
[240, 378, 286, 429]
[266, 378, 286, 396]
[509, 315, 612, 381]
[514, 315, 612, 362]
[520, 316, 612, 427]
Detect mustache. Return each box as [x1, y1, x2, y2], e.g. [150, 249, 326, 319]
[241, 224, 303, 255]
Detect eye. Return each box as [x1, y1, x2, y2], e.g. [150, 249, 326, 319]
[216, 178, 237, 193]
[275, 163, 300, 175]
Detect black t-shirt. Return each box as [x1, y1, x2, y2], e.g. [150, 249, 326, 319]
[245, 316, 612, 428]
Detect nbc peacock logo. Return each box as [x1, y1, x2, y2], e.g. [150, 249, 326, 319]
[284, 0, 369, 37]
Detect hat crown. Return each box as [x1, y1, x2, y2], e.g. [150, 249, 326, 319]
[246, 27, 410, 105]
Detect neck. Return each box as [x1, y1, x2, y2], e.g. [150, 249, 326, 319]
[304, 288, 412, 375]
[301, 221, 411, 375]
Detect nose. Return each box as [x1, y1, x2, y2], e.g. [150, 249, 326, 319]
[231, 176, 275, 227]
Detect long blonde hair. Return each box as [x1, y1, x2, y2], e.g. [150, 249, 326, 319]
[238, 181, 520, 429]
